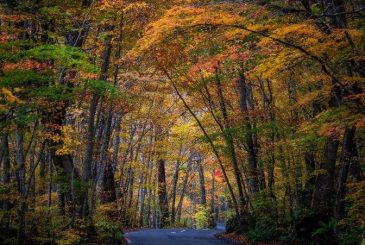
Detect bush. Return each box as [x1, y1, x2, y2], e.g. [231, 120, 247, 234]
[339, 226, 365, 245]
[226, 212, 255, 233]
[246, 226, 276, 242]
[194, 205, 210, 229]
[93, 203, 123, 243]
[251, 192, 277, 228]
[311, 218, 336, 244]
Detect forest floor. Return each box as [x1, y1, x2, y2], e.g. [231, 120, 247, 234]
[215, 232, 282, 245]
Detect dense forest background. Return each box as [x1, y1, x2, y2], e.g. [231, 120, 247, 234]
[0, 0, 364, 244]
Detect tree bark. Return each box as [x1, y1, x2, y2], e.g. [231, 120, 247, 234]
[98, 106, 116, 203]
[170, 147, 182, 224]
[1, 133, 10, 228]
[81, 32, 113, 215]
[215, 68, 246, 211]
[157, 159, 169, 228]
[334, 126, 357, 220]
[177, 160, 193, 223]
[197, 156, 207, 205]
[15, 126, 26, 245]
[237, 69, 260, 194]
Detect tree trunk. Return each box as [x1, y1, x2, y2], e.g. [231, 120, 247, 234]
[210, 168, 215, 214]
[334, 126, 357, 220]
[238, 69, 260, 194]
[215, 69, 246, 211]
[314, 137, 339, 209]
[170, 148, 181, 224]
[176, 160, 193, 223]
[166, 72, 240, 216]
[157, 159, 169, 228]
[99, 106, 116, 203]
[47, 145, 52, 208]
[1, 133, 10, 228]
[81, 32, 113, 215]
[15, 126, 26, 245]
[197, 157, 207, 205]
[29, 142, 36, 201]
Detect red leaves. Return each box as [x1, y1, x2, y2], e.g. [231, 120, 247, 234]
[187, 47, 250, 81]
[355, 117, 365, 128]
[319, 125, 341, 139]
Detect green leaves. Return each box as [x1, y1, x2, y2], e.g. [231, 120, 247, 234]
[312, 218, 336, 237]
[0, 70, 49, 87]
[87, 79, 127, 99]
[19, 45, 96, 71]
[310, 3, 322, 16]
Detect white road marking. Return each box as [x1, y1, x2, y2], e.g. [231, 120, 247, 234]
[126, 238, 132, 244]
[180, 230, 186, 232]
[171, 231, 176, 233]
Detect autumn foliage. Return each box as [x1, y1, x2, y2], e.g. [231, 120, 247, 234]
[0, 0, 364, 244]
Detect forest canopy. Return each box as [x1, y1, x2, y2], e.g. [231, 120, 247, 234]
[0, 0, 364, 244]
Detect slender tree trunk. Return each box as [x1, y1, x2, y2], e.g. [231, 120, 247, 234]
[177, 160, 193, 223]
[1, 133, 10, 228]
[334, 126, 357, 220]
[197, 156, 207, 205]
[210, 168, 215, 214]
[238, 69, 260, 194]
[170, 147, 181, 224]
[165, 70, 240, 216]
[215, 68, 246, 211]
[157, 159, 169, 228]
[15, 126, 26, 245]
[47, 145, 52, 208]
[99, 106, 116, 203]
[314, 137, 339, 209]
[29, 142, 36, 201]
[82, 32, 113, 216]
[57, 183, 65, 215]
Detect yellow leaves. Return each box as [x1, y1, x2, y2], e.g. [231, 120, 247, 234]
[57, 230, 83, 245]
[97, 0, 125, 11]
[123, 2, 149, 14]
[2, 88, 18, 103]
[295, 85, 332, 108]
[0, 88, 24, 111]
[55, 125, 81, 156]
[222, 28, 251, 42]
[271, 22, 322, 41]
[252, 48, 303, 79]
[170, 121, 197, 139]
[132, 4, 249, 57]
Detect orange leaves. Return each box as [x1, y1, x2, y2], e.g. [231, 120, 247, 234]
[187, 48, 250, 81]
[96, 0, 125, 11]
[3, 59, 50, 73]
[132, 3, 250, 57]
[355, 117, 365, 128]
[319, 124, 341, 139]
[213, 169, 225, 183]
[77, 70, 98, 80]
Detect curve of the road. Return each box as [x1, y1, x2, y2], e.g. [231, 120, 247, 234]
[125, 227, 228, 245]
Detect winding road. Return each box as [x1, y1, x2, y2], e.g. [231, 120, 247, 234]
[125, 226, 228, 245]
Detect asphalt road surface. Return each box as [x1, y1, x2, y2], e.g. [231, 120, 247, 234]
[125, 228, 228, 245]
